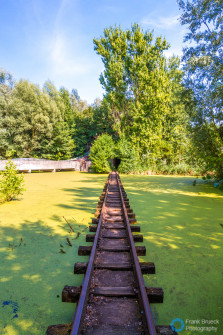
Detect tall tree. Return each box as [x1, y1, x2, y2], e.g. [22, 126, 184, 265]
[94, 24, 190, 165]
[0, 77, 74, 159]
[43, 81, 75, 159]
[72, 107, 95, 156]
[59, 87, 75, 134]
[8, 80, 60, 158]
[178, 0, 223, 176]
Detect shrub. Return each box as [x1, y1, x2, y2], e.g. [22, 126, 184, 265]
[0, 160, 25, 202]
[89, 134, 115, 173]
[116, 138, 137, 174]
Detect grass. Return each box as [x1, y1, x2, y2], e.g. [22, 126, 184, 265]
[0, 172, 222, 334]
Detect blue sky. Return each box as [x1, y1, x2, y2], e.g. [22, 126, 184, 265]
[0, 0, 186, 104]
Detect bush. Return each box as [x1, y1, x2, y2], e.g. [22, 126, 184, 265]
[89, 134, 203, 176]
[89, 134, 115, 173]
[0, 160, 25, 202]
[116, 138, 137, 174]
[154, 161, 202, 175]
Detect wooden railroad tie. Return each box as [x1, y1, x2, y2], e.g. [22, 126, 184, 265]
[78, 245, 147, 256]
[46, 324, 177, 335]
[74, 261, 155, 274]
[62, 285, 164, 303]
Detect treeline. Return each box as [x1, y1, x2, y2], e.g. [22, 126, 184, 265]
[0, 58, 195, 174]
[0, 0, 222, 177]
[0, 73, 112, 160]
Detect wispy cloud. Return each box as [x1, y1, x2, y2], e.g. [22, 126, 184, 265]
[141, 14, 180, 29]
[55, 0, 73, 28]
[37, 0, 92, 77]
[43, 33, 92, 76]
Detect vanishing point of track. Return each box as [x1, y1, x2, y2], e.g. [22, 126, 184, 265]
[47, 172, 177, 335]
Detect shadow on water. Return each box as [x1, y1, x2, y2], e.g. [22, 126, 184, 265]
[57, 176, 107, 213]
[57, 187, 103, 212]
[0, 219, 89, 334]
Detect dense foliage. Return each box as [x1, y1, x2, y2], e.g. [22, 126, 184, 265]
[178, 0, 223, 177]
[116, 138, 137, 174]
[93, 24, 192, 170]
[1, 16, 222, 176]
[0, 160, 25, 201]
[73, 101, 114, 157]
[89, 135, 138, 173]
[89, 134, 115, 173]
[0, 73, 74, 159]
[0, 69, 110, 160]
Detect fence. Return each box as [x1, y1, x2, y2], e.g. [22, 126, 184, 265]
[0, 158, 92, 173]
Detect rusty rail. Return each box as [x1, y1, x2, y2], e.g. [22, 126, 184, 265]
[117, 174, 157, 334]
[70, 178, 109, 334]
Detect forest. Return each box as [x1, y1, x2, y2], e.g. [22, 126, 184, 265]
[0, 0, 222, 177]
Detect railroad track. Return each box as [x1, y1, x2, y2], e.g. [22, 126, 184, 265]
[47, 172, 177, 335]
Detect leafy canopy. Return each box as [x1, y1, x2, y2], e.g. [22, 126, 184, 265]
[94, 24, 191, 167]
[89, 134, 115, 173]
[178, 0, 223, 117]
[116, 137, 137, 174]
[178, 0, 223, 176]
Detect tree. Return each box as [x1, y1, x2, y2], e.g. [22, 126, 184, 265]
[89, 134, 115, 173]
[116, 137, 137, 173]
[178, 0, 222, 113]
[59, 87, 76, 135]
[0, 76, 75, 160]
[0, 160, 25, 202]
[42, 81, 75, 159]
[178, 0, 223, 176]
[93, 24, 190, 166]
[42, 121, 75, 160]
[0, 79, 54, 158]
[92, 99, 115, 138]
[73, 107, 95, 156]
[72, 99, 114, 157]
[70, 88, 88, 112]
[94, 24, 168, 137]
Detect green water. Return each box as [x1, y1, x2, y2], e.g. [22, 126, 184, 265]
[0, 173, 222, 334]
[121, 175, 223, 335]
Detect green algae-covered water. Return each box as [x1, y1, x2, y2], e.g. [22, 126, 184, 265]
[0, 173, 222, 334]
[0, 172, 107, 334]
[121, 175, 223, 335]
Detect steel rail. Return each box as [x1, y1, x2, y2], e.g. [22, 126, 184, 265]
[116, 172, 157, 335]
[70, 174, 110, 335]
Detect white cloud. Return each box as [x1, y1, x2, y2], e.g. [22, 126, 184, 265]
[141, 15, 180, 29]
[44, 33, 92, 76]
